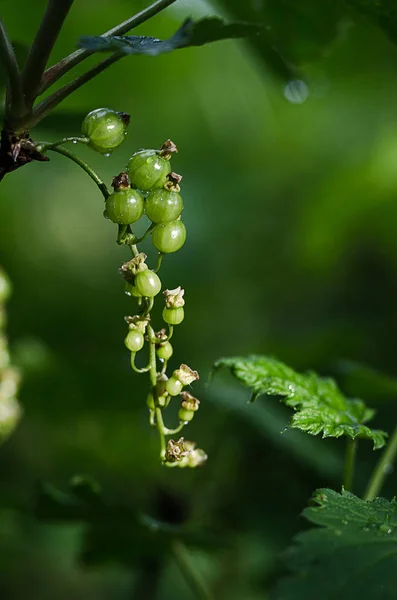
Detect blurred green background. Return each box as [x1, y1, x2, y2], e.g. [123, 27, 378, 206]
[2, 0, 397, 598]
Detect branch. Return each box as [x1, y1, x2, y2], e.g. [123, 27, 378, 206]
[38, 0, 178, 94]
[29, 54, 122, 128]
[0, 18, 25, 120]
[22, 0, 75, 104]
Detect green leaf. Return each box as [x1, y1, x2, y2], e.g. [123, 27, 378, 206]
[213, 355, 387, 448]
[78, 17, 261, 56]
[273, 488, 397, 600]
[34, 479, 217, 567]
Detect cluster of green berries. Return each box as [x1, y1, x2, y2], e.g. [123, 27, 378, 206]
[0, 269, 21, 440]
[80, 108, 205, 467]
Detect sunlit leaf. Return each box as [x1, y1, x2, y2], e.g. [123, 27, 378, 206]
[213, 355, 387, 448]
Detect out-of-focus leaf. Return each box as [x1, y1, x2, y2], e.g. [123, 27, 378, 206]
[79, 17, 261, 56]
[273, 488, 397, 600]
[213, 356, 387, 449]
[333, 359, 397, 404]
[34, 479, 218, 567]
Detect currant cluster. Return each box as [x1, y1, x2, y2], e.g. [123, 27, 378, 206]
[76, 109, 206, 467]
[0, 268, 21, 441]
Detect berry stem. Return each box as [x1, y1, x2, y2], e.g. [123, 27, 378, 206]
[130, 353, 150, 374]
[155, 253, 164, 273]
[0, 18, 26, 121]
[364, 424, 397, 501]
[21, 0, 75, 105]
[343, 438, 357, 492]
[163, 423, 185, 436]
[38, 143, 110, 199]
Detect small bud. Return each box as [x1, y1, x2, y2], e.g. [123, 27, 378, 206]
[173, 364, 199, 386]
[178, 408, 195, 422]
[180, 391, 200, 412]
[112, 171, 130, 191]
[163, 286, 185, 308]
[165, 437, 189, 463]
[119, 253, 148, 281]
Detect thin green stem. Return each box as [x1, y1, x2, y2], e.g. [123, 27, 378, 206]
[0, 18, 25, 120]
[134, 223, 156, 245]
[155, 407, 167, 459]
[39, 0, 178, 94]
[130, 352, 150, 374]
[364, 424, 397, 501]
[164, 422, 185, 436]
[39, 144, 110, 199]
[172, 540, 214, 600]
[30, 54, 122, 127]
[22, 0, 75, 104]
[343, 438, 357, 492]
[155, 253, 164, 273]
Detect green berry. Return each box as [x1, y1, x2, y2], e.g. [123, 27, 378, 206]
[178, 408, 195, 422]
[152, 220, 186, 254]
[125, 283, 142, 298]
[166, 376, 183, 396]
[128, 149, 171, 191]
[82, 108, 129, 154]
[145, 188, 183, 223]
[0, 270, 11, 303]
[135, 270, 161, 297]
[156, 341, 173, 360]
[105, 189, 144, 225]
[163, 307, 184, 325]
[125, 329, 144, 352]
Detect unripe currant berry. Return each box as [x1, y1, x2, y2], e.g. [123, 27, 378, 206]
[156, 341, 173, 360]
[134, 270, 161, 297]
[152, 220, 186, 253]
[178, 408, 195, 422]
[125, 283, 142, 298]
[124, 329, 144, 351]
[105, 189, 144, 225]
[166, 376, 183, 396]
[128, 150, 171, 191]
[82, 108, 129, 154]
[145, 188, 183, 223]
[163, 307, 184, 325]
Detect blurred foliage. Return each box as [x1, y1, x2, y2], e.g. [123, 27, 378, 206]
[1, 0, 397, 598]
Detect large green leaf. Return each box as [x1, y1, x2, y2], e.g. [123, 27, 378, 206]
[213, 356, 387, 448]
[79, 17, 261, 56]
[273, 488, 397, 600]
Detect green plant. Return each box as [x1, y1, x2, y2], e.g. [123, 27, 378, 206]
[4, 2, 397, 600]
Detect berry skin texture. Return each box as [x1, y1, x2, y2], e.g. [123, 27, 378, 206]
[157, 341, 173, 360]
[125, 283, 142, 298]
[145, 189, 183, 223]
[152, 220, 186, 254]
[163, 307, 184, 325]
[128, 150, 171, 191]
[135, 270, 162, 297]
[105, 189, 144, 225]
[82, 108, 128, 154]
[178, 408, 195, 422]
[124, 329, 144, 352]
[166, 376, 183, 396]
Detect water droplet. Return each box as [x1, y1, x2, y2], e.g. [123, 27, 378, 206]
[72, 140, 77, 144]
[103, 153, 111, 158]
[379, 523, 393, 534]
[284, 80, 309, 105]
[383, 463, 394, 475]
